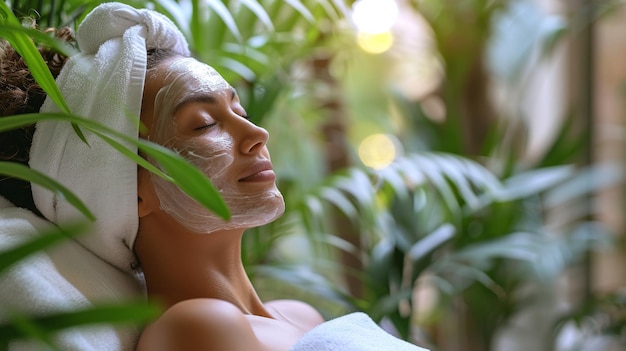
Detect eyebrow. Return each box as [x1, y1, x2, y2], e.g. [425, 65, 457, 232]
[172, 88, 237, 114]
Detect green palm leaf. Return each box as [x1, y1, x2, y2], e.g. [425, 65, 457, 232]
[238, 0, 273, 31]
[0, 162, 95, 221]
[0, 302, 160, 345]
[0, 112, 230, 220]
[0, 222, 88, 276]
[282, 0, 315, 22]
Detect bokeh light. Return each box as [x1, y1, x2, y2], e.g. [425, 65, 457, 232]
[352, 0, 398, 34]
[357, 32, 394, 54]
[352, 0, 399, 54]
[358, 133, 400, 170]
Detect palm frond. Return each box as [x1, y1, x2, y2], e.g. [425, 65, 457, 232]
[0, 112, 230, 219]
[0, 302, 160, 346]
[0, 222, 88, 276]
[0, 162, 94, 221]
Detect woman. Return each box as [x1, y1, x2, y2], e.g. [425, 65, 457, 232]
[134, 52, 324, 350]
[2, 3, 427, 350]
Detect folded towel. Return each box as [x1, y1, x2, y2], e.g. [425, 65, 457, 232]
[289, 312, 429, 351]
[0, 196, 144, 350]
[29, 2, 190, 272]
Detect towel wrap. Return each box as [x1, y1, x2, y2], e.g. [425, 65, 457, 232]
[30, 2, 190, 271]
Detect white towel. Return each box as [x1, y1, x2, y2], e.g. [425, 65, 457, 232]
[289, 313, 430, 351]
[0, 196, 144, 350]
[29, 2, 190, 272]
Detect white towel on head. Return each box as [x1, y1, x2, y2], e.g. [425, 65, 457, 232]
[0, 197, 144, 350]
[29, 2, 190, 272]
[289, 312, 430, 351]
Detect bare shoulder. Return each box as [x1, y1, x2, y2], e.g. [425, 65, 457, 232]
[137, 299, 263, 351]
[265, 299, 325, 331]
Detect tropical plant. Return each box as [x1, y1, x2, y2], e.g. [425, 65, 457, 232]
[248, 1, 625, 351]
[289, 151, 620, 346]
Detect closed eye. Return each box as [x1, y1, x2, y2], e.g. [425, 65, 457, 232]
[194, 122, 217, 131]
[194, 113, 253, 131]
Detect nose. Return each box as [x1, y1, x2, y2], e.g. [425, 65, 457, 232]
[234, 116, 269, 155]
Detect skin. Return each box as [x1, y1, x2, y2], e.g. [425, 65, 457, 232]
[134, 56, 324, 351]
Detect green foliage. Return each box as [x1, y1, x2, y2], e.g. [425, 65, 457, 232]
[145, 0, 348, 114]
[1, 302, 160, 349]
[0, 222, 87, 276]
[292, 153, 621, 346]
[0, 162, 95, 220]
[263, 1, 624, 349]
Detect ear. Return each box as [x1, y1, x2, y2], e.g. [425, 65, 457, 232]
[137, 168, 158, 218]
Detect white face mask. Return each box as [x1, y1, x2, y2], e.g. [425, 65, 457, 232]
[147, 58, 284, 233]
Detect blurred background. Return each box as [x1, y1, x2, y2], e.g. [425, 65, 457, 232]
[5, 0, 625, 350]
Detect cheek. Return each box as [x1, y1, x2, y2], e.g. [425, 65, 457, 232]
[176, 134, 235, 181]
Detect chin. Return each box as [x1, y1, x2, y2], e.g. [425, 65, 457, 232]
[170, 189, 286, 234]
[229, 189, 285, 227]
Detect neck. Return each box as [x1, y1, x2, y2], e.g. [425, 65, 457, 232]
[135, 222, 270, 317]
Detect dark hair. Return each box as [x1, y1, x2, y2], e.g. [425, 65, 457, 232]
[0, 27, 74, 213]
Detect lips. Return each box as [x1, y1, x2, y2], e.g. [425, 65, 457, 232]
[238, 160, 275, 182]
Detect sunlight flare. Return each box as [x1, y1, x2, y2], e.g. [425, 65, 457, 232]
[358, 133, 399, 169]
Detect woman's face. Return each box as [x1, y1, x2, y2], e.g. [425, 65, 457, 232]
[140, 57, 284, 233]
